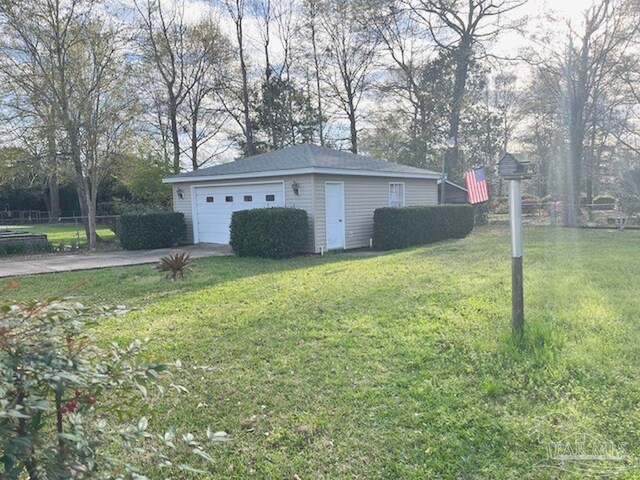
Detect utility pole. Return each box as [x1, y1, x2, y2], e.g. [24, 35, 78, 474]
[440, 150, 447, 204]
[441, 137, 456, 204]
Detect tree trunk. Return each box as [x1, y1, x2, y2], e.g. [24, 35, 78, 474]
[348, 106, 358, 154]
[565, 121, 583, 226]
[168, 96, 181, 174]
[47, 133, 61, 221]
[74, 179, 91, 247]
[263, 20, 278, 150]
[68, 127, 94, 248]
[191, 104, 199, 170]
[49, 172, 60, 221]
[309, 16, 324, 146]
[237, 15, 255, 156]
[88, 178, 99, 247]
[447, 38, 472, 168]
[345, 78, 358, 154]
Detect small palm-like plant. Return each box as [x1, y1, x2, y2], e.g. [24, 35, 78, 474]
[157, 251, 192, 280]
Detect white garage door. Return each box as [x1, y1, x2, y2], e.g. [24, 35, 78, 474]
[194, 182, 284, 244]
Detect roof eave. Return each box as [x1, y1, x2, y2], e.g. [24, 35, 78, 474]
[438, 179, 468, 192]
[163, 167, 441, 184]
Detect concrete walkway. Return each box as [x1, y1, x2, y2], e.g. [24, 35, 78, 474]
[0, 244, 231, 278]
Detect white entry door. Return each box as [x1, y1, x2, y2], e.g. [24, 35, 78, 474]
[194, 182, 284, 244]
[325, 182, 345, 250]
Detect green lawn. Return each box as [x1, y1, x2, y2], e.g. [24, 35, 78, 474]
[11, 223, 117, 245]
[2, 226, 640, 478]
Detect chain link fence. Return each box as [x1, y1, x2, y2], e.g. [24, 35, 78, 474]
[489, 200, 640, 229]
[0, 212, 119, 227]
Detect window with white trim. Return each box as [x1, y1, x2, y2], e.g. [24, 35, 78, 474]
[389, 183, 405, 207]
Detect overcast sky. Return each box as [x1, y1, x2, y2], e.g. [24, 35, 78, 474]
[171, 0, 603, 65]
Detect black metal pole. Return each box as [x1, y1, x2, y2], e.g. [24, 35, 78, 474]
[512, 256, 524, 333]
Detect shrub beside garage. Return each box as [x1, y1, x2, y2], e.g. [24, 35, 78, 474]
[373, 205, 474, 250]
[119, 212, 187, 250]
[230, 208, 309, 259]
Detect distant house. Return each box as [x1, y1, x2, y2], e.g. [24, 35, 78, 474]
[438, 180, 468, 205]
[163, 144, 441, 253]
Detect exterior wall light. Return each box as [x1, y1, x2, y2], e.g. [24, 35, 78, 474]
[291, 181, 301, 196]
[176, 187, 184, 199]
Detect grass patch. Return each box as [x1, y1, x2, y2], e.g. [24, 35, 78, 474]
[10, 223, 117, 246]
[2, 226, 640, 478]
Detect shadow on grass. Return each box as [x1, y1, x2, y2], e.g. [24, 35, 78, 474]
[0, 249, 390, 307]
[500, 321, 567, 367]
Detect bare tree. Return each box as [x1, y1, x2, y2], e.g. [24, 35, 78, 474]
[518, 68, 564, 198]
[181, 19, 233, 169]
[223, 0, 257, 156]
[366, 1, 448, 166]
[135, 0, 232, 171]
[135, 0, 185, 173]
[528, 0, 639, 224]
[302, 0, 327, 145]
[319, 0, 379, 154]
[0, 72, 63, 220]
[0, 0, 135, 248]
[401, 0, 526, 165]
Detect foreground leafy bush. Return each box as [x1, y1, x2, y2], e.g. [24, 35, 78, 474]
[119, 212, 186, 250]
[592, 195, 615, 210]
[230, 208, 309, 258]
[0, 293, 227, 479]
[373, 205, 474, 250]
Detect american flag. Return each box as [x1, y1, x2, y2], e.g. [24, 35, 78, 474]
[464, 167, 489, 204]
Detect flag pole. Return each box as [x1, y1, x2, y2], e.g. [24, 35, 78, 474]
[441, 151, 446, 204]
[441, 137, 456, 204]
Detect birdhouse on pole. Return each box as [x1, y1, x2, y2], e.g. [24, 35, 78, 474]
[498, 153, 534, 334]
[498, 153, 534, 180]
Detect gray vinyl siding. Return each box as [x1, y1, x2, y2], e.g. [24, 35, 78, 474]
[313, 175, 438, 252]
[172, 185, 194, 241]
[172, 174, 315, 251]
[172, 173, 437, 253]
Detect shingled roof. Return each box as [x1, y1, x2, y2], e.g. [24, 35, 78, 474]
[164, 144, 440, 182]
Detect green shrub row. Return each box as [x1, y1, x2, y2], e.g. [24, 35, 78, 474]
[592, 195, 615, 210]
[230, 208, 309, 259]
[119, 212, 187, 250]
[0, 241, 53, 256]
[373, 205, 474, 250]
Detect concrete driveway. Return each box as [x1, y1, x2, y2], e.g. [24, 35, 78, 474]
[0, 244, 231, 278]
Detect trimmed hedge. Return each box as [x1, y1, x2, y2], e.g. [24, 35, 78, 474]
[592, 195, 615, 210]
[373, 205, 474, 250]
[0, 241, 53, 256]
[119, 212, 186, 250]
[230, 208, 309, 259]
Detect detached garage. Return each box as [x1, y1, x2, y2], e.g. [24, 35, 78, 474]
[192, 182, 284, 244]
[163, 144, 441, 253]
